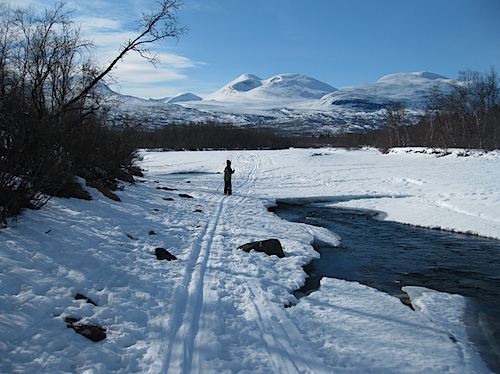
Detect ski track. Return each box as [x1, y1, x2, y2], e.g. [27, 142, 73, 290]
[161, 152, 326, 373]
[162, 192, 225, 373]
[235, 152, 260, 192]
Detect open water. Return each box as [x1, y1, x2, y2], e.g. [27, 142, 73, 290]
[271, 202, 500, 374]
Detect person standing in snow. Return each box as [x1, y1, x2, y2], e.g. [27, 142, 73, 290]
[224, 160, 235, 195]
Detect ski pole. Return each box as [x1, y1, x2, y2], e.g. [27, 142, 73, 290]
[216, 179, 223, 193]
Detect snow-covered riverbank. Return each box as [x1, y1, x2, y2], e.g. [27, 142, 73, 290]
[1, 148, 498, 373]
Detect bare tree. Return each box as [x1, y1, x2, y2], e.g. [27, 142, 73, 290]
[0, 0, 187, 224]
[450, 69, 499, 149]
[64, 0, 187, 111]
[418, 68, 499, 150]
[385, 101, 409, 147]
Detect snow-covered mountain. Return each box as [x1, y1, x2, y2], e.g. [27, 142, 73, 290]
[165, 92, 202, 103]
[314, 72, 452, 111]
[204, 73, 337, 102]
[108, 71, 455, 135]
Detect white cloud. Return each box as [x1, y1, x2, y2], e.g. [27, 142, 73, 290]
[184, 1, 219, 13]
[6, 0, 208, 98]
[105, 51, 207, 98]
[113, 54, 188, 83]
[78, 17, 123, 32]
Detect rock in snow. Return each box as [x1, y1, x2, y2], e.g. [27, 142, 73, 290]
[155, 247, 177, 261]
[238, 238, 285, 258]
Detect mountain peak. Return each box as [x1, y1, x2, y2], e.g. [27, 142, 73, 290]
[378, 71, 449, 83]
[165, 92, 202, 104]
[226, 74, 263, 93]
[264, 73, 337, 94]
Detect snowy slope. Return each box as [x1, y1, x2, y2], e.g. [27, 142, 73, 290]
[164, 92, 202, 103]
[315, 71, 453, 111]
[1, 148, 498, 373]
[205, 73, 263, 99]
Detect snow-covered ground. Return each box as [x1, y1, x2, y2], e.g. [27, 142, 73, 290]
[1, 147, 498, 373]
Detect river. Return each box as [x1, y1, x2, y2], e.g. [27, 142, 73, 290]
[271, 201, 500, 374]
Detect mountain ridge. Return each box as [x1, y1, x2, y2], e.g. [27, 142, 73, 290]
[109, 71, 455, 136]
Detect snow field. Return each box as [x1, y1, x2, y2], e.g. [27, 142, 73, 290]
[1, 147, 498, 373]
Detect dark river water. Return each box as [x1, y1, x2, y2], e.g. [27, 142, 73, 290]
[271, 202, 500, 374]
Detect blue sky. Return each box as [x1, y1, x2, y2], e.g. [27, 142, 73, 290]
[15, 0, 500, 98]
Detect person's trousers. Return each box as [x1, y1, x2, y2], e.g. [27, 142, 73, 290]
[224, 181, 232, 195]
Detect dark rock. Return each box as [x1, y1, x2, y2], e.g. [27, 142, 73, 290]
[238, 239, 285, 258]
[75, 293, 97, 306]
[149, 230, 156, 235]
[54, 181, 92, 200]
[395, 294, 415, 310]
[155, 247, 177, 261]
[65, 317, 106, 342]
[179, 193, 193, 198]
[157, 186, 177, 191]
[112, 169, 135, 183]
[126, 166, 144, 177]
[194, 209, 203, 213]
[163, 197, 174, 201]
[86, 180, 120, 201]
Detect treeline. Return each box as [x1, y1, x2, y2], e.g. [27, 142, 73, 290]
[337, 69, 500, 151]
[416, 69, 499, 150]
[134, 122, 314, 150]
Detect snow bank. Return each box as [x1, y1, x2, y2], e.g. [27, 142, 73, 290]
[258, 147, 500, 239]
[291, 279, 489, 373]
